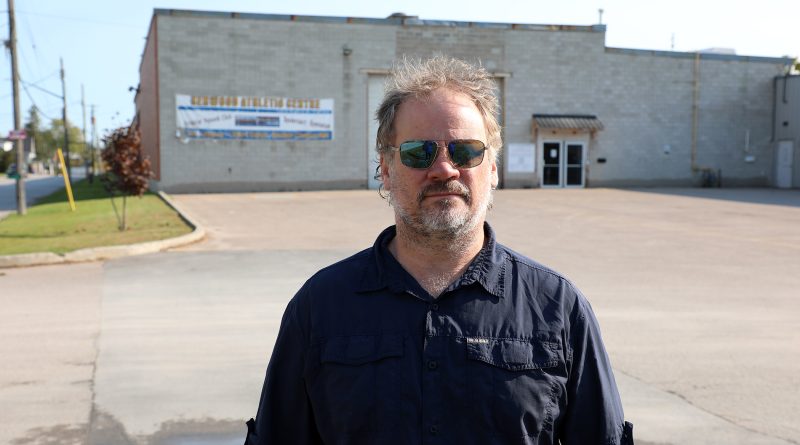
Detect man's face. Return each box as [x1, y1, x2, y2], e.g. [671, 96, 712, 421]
[381, 88, 499, 239]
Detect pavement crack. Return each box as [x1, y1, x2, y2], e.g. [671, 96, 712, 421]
[86, 280, 103, 445]
[617, 368, 800, 444]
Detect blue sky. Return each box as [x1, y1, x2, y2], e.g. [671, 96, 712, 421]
[2, 0, 798, 145]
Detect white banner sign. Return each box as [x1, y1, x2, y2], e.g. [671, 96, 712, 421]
[507, 143, 535, 173]
[175, 94, 334, 141]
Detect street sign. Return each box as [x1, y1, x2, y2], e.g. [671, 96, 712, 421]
[7, 129, 27, 140]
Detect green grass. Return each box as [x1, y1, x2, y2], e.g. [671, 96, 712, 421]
[0, 179, 193, 255]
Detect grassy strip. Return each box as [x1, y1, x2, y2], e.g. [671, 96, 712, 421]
[0, 179, 193, 255]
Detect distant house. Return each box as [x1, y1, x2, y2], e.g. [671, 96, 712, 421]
[135, 9, 797, 192]
[1, 137, 36, 164]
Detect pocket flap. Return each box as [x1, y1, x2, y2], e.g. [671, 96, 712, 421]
[321, 334, 403, 366]
[466, 337, 561, 371]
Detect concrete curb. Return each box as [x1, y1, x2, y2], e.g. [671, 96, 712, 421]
[0, 191, 206, 269]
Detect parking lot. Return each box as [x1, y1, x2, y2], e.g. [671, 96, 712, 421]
[1, 187, 799, 444]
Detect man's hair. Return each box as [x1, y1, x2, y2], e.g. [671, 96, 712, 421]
[375, 56, 502, 162]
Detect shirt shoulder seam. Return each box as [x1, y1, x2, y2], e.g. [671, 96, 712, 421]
[499, 244, 571, 283]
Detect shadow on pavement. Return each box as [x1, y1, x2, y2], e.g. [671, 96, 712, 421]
[621, 187, 800, 208]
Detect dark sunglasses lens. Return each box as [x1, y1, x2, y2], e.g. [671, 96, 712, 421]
[399, 140, 437, 168]
[448, 140, 486, 168]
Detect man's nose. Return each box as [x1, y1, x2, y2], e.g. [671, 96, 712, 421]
[426, 145, 461, 181]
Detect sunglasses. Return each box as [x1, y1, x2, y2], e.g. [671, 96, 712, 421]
[391, 139, 487, 169]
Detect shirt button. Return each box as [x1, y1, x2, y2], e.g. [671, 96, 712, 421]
[431, 303, 439, 311]
[429, 425, 439, 435]
[427, 360, 438, 370]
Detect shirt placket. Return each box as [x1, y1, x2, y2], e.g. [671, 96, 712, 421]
[422, 299, 445, 444]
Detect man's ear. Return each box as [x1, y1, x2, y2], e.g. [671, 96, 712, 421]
[380, 154, 392, 191]
[489, 151, 499, 189]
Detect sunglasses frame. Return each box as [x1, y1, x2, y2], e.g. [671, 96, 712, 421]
[390, 139, 487, 170]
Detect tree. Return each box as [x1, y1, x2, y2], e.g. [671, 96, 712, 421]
[41, 118, 85, 163]
[24, 116, 84, 164]
[101, 126, 152, 231]
[24, 106, 42, 138]
[22, 107, 43, 168]
[0, 150, 12, 173]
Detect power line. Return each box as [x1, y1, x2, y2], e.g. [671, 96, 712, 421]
[19, 12, 45, 81]
[20, 79, 61, 99]
[18, 38, 39, 86]
[20, 82, 53, 121]
[28, 70, 59, 86]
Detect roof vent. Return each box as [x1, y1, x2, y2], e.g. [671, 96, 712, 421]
[387, 12, 418, 19]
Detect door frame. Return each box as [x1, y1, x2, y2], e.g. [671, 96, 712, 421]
[539, 138, 587, 188]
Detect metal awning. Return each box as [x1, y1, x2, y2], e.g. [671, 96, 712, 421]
[532, 114, 604, 131]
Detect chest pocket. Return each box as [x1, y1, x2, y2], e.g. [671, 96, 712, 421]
[465, 337, 565, 441]
[308, 334, 404, 434]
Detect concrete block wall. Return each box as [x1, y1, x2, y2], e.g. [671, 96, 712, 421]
[588, 52, 696, 186]
[395, 27, 506, 70]
[154, 14, 396, 192]
[774, 75, 800, 187]
[503, 29, 607, 187]
[575, 51, 786, 187]
[693, 59, 781, 186]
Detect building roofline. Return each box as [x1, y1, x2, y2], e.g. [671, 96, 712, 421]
[152, 8, 606, 33]
[150, 9, 795, 63]
[606, 47, 794, 65]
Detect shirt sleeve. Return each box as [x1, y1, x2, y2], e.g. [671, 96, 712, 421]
[558, 292, 632, 445]
[244, 295, 322, 445]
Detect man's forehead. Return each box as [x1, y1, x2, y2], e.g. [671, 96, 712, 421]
[393, 89, 486, 140]
[403, 88, 474, 108]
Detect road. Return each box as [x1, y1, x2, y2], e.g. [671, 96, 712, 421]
[1, 188, 799, 445]
[0, 167, 87, 220]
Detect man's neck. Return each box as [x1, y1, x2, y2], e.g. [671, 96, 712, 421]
[389, 222, 486, 298]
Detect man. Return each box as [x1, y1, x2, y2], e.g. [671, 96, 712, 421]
[245, 56, 633, 445]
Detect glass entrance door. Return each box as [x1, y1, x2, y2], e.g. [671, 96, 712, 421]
[542, 142, 562, 186]
[565, 143, 584, 187]
[541, 141, 585, 187]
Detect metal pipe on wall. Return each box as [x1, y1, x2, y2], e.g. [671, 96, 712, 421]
[691, 52, 700, 171]
[690, 52, 718, 186]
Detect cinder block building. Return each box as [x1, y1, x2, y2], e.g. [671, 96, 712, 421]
[774, 75, 800, 188]
[134, 9, 798, 192]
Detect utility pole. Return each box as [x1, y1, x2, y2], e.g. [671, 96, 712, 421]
[82, 84, 91, 183]
[90, 105, 97, 183]
[7, 0, 26, 215]
[60, 57, 71, 181]
[598, 8, 604, 25]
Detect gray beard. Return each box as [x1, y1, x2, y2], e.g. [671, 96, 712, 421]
[388, 180, 493, 246]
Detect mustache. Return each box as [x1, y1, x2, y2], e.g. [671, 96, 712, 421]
[416, 181, 471, 205]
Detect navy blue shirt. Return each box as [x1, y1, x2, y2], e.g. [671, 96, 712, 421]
[246, 224, 631, 445]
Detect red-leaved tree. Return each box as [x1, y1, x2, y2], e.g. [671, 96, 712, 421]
[101, 126, 153, 231]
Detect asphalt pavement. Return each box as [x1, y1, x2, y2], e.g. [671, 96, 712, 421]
[0, 167, 86, 220]
[1, 187, 799, 445]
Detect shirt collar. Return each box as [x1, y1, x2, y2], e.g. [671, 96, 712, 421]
[357, 223, 507, 300]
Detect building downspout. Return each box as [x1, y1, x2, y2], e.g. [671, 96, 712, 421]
[691, 52, 718, 186]
[691, 52, 701, 171]
[771, 76, 778, 142]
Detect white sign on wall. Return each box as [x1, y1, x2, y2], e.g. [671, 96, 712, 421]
[175, 94, 334, 141]
[507, 143, 536, 173]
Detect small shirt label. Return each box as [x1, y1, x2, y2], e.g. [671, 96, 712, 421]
[466, 337, 489, 344]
